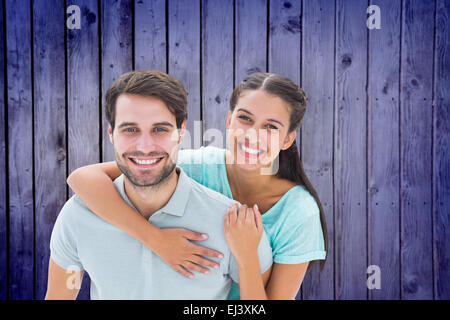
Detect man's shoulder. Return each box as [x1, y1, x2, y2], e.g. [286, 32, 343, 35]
[56, 194, 99, 226]
[186, 174, 238, 208]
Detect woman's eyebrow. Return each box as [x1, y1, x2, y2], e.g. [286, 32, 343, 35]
[236, 107, 285, 127]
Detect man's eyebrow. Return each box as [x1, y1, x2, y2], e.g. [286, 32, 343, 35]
[118, 122, 138, 129]
[117, 121, 175, 128]
[153, 121, 174, 127]
[236, 107, 285, 127]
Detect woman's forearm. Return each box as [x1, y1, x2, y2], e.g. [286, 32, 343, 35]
[237, 252, 268, 300]
[67, 165, 161, 250]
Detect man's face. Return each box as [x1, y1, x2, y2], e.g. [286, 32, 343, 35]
[109, 94, 185, 187]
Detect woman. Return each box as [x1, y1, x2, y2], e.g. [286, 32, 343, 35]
[67, 72, 328, 299]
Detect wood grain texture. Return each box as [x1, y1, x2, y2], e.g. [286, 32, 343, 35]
[367, 0, 401, 300]
[268, 0, 302, 151]
[101, 0, 132, 162]
[168, 0, 201, 143]
[0, 0, 447, 300]
[66, 0, 101, 300]
[300, 0, 335, 300]
[67, 0, 100, 191]
[0, 0, 6, 300]
[33, 0, 66, 299]
[134, 0, 166, 71]
[334, 0, 368, 300]
[235, 0, 267, 83]
[201, 0, 234, 148]
[6, 0, 34, 300]
[400, 0, 435, 300]
[433, 0, 450, 300]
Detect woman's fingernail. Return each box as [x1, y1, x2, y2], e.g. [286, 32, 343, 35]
[202, 234, 208, 239]
[214, 264, 219, 269]
[218, 254, 224, 258]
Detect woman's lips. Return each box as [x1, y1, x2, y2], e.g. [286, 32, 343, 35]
[237, 142, 264, 158]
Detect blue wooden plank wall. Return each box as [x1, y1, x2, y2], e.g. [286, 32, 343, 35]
[0, 0, 449, 300]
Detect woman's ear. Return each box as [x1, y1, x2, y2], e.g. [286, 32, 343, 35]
[225, 111, 232, 130]
[281, 130, 297, 150]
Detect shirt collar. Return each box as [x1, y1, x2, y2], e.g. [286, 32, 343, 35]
[114, 167, 192, 218]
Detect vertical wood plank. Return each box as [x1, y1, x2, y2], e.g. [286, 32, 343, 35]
[134, 0, 166, 71]
[334, 0, 368, 299]
[168, 0, 201, 145]
[235, 0, 267, 83]
[300, 0, 335, 300]
[400, 0, 434, 300]
[268, 0, 300, 83]
[367, 0, 401, 300]
[6, 0, 34, 300]
[67, 0, 100, 193]
[433, 0, 450, 300]
[268, 0, 302, 164]
[101, 0, 132, 162]
[202, 0, 234, 148]
[33, 0, 66, 299]
[67, 0, 101, 300]
[0, 0, 6, 300]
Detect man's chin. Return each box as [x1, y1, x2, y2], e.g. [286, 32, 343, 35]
[122, 164, 177, 188]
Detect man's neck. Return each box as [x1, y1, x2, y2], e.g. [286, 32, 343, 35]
[123, 169, 179, 220]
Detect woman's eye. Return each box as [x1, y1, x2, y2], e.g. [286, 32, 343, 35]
[238, 115, 251, 122]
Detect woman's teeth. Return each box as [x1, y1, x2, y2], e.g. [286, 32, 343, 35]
[241, 144, 260, 155]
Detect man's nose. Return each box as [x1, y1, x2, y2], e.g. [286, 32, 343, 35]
[135, 133, 156, 153]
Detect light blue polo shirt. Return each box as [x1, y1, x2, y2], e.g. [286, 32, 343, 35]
[50, 167, 273, 300]
[177, 146, 327, 300]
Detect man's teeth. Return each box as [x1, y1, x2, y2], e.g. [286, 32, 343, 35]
[241, 144, 260, 154]
[133, 158, 159, 165]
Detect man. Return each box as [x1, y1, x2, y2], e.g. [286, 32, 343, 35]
[45, 70, 273, 299]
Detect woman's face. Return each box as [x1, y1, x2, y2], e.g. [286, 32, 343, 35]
[226, 89, 297, 173]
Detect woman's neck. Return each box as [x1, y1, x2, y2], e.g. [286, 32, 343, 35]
[225, 150, 276, 199]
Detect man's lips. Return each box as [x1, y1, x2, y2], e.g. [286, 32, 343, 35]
[127, 155, 165, 167]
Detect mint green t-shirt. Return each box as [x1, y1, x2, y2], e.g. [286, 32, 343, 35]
[177, 146, 327, 300]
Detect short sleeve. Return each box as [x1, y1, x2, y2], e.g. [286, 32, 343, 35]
[177, 148, 205, 184]
[272, 195, 326, 264]
[228, 230, 273, 283]
[49, 197, 84, 271]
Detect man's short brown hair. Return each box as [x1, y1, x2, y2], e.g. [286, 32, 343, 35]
[105, 70, 188, 131]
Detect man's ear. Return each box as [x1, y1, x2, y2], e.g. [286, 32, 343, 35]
[178, 120, 187, 143]
[108, 126, 113, 144]
[225, 111, 232, 130]
[281, 130, 297, 150]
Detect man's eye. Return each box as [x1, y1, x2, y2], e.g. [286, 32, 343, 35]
[154, 127, 168, 133]
[125, 128, 137, 133]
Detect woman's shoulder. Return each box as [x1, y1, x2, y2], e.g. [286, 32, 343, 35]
[278, 184, 320, 222]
